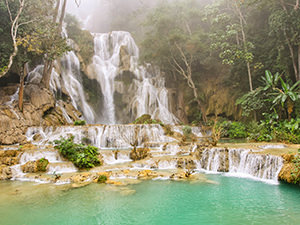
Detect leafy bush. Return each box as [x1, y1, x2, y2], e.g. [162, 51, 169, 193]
[218, 121, 247, 139]
[37, 158, 49, 172]
[54, 136, 101, 169]
[74, 120, 86, 126]
[97, 175, 108, 184]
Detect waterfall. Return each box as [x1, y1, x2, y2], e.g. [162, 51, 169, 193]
[25, 54, 95, 123]
[60, 52, 95, 123]
[198, 148, 283, 184]
[91, 31, 177, 124]
[23, 31, 177, 125]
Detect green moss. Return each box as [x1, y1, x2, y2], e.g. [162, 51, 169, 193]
[97, 175, 108, 184]
[37, 158, 49, 172]
[133, 114, 163, 125]
[74, 120, 86, 126]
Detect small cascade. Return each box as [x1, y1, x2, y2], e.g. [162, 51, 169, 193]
[101, 151, 132, 165]
[10, 148, 78, 182]
[197, 148, 283, 184]
[157, 160, 177, 170]
[19, 150, 62, 164]
[4, 87, 20, 120]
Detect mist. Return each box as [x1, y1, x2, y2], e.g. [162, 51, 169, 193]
[66, 0, 162, 33]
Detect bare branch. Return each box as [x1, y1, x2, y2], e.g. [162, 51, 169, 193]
[0, 0, 25, 78]
[18, 19, 36, 27]
[5, 0, 13, 22]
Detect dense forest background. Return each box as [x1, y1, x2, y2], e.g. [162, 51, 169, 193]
[1, 0, 300, 143]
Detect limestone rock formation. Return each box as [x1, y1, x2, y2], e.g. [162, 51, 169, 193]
[0, 84, 81, 145]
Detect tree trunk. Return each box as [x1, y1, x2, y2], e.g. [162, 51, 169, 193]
[41, 60, 53, 89]
[295, 0, 299, 10]
[235, 1, 253, 91]
[298, 45, 300, 81]
[41, 0, 67, 90]
[59, 0, 67, 31]
[286, 31, 299, 81]
[247, 62, 253, 91]
[0, 0, 25, 78]
[53, 0, 61, 23]
[18, 65, 27, 112]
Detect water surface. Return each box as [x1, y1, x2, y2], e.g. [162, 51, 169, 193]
[0, 175, 299, 225]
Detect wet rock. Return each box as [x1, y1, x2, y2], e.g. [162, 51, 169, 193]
[0, 157, 19, 166]
[176, 158, 197, 170]
[21, 161, 38, 173]
[279, 163, 296, 184]
[0, 84, 81, 145]
[0, 165, 12, 180]
[170, 171, 190, 180]
[105, 180, 127, 186]
[21, 158, 49, 173]
[137, 170, 158, 180]
[70, 172, 92, 184]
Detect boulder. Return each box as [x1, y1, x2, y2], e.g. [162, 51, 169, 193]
[137, 170, 158, 180]
[0, 165, 12, 180]
[21, 161, 38, 173]
[21, 158, 49, 173]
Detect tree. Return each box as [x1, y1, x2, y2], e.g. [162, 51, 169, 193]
[0, 0, 25, 78]
[141, 0, 210, 122]
[205, 0, 255, 91]
[269, 0, 300, 81]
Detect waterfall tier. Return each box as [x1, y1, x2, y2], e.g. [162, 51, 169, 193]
[17, 125, 284, 184]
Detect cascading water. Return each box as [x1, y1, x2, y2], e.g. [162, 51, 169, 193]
[60, 51, 95, 123]
[25, 55, 95, 123]
[198, 148, 283, 184]
[24, 30, 177, 125]
[91, 31, 177, 124]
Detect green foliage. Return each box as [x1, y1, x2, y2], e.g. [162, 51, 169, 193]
[219, 117, 300, 143]
[218, 121, 247, 139]
[54, 136, 101, 169]
[97, 175, 108, 184]
[65, 14, 94, 65]
[133, 114, 163, 125]
[37, 158, 49, 172]
[74, 120, 86, 126]
[236, 88, 266, 117]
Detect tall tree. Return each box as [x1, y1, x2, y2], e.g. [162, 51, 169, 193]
[205, 0, 255, 91]
[269, 0, 300, 81]
[141, 0, 210, 121]
[0, 0, 25, 78]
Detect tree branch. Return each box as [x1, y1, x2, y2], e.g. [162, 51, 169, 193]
[0, 0, 25, 78]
